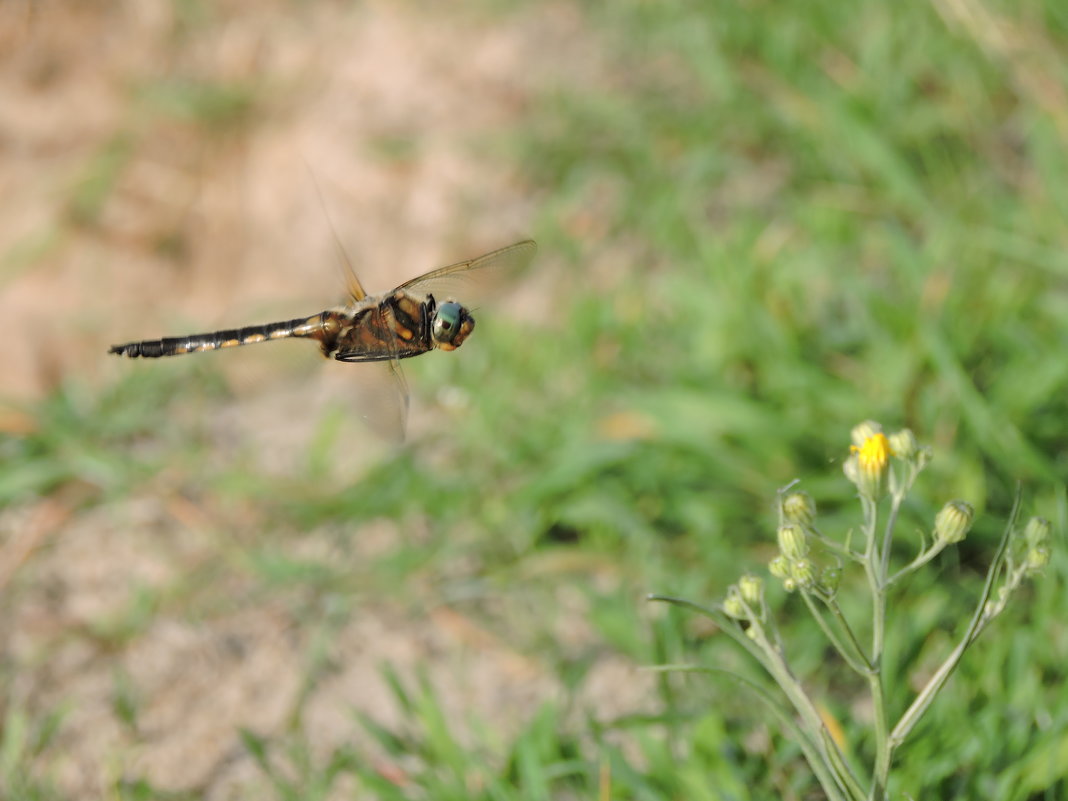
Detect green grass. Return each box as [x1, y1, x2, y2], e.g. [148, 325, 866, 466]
[3, 0, 1068, 798]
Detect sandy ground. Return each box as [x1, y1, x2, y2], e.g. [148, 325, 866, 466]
[0, 2, 651, 796]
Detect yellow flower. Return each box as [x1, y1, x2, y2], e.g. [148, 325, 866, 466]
[854, 432, 891, 476]
[849, 431, 891, 498]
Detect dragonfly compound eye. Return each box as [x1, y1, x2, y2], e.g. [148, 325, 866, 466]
[432, 302, 474, 349]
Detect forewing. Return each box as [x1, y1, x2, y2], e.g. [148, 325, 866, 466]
[306, 164, 369, 302]
[398, 240, 536, 307]
[342, 256, 368, 303]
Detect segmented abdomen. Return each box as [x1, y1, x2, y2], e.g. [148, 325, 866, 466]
[109, 314, 327, 358]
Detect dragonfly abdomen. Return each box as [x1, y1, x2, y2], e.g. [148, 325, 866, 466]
[109, 314, 329, 358]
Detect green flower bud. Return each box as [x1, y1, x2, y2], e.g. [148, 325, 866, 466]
[1024, 517, 1051, 547]
[723, 590, 747, 619]
[934, 500, 974, 545]
[777, 524, 809, 561]
[820, 566, 842, 595]
[769, 555, 790, 579]
[1025, 545, 1051, 572]
[789, 558, 817, 590]
[782, 491, 816, 527]
[888, 429, 917, 460]
[739, 574, 764, 605]
[782, 578, 798, 593]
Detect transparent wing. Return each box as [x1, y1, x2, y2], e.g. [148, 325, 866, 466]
[398, 240, 536, 306]
[306, 163, 370, 302]
[336, 303, 411, 442]
[332, 241, 536, 441]
[349, 358, 409, 443]
[343, 259, 369, 303]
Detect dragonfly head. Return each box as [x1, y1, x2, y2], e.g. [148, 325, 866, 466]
[431, 301, 475, 351]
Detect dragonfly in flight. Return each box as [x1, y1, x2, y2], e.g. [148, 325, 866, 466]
[109, 239, 536, 438]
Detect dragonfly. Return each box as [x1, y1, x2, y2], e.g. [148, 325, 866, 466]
[109, 239, 537, 438]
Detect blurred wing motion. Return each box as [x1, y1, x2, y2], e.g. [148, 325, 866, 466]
[108, 239, 536, 439]
[399, 239, 537, 303]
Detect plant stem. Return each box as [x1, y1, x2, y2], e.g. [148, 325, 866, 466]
[809, 527, 863, 561]
[754, 628, 864, 799]
[867, 670, 890, 800]
[886, 542, 944, 587]
[859, 494, 891, 800]
[647, 595, 865, 800]
[889, 491, 1020, 748]
[878, 490, 904, 582]
[650, 664, 853, 801]
[801, 591, 872, 674]
[827, 599, 874, 673]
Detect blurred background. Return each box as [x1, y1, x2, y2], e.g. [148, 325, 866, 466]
[1, 0, 1066, 798]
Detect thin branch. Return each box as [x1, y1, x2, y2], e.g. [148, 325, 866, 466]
[647, 665, 857, 801]
[800, 591, 872, 675]
[889, 486, 1021, 749]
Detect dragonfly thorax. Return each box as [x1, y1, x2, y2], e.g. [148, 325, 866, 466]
[431, 301, 475, 351]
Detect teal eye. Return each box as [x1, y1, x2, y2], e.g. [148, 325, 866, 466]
[433, 302, 465, 345]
